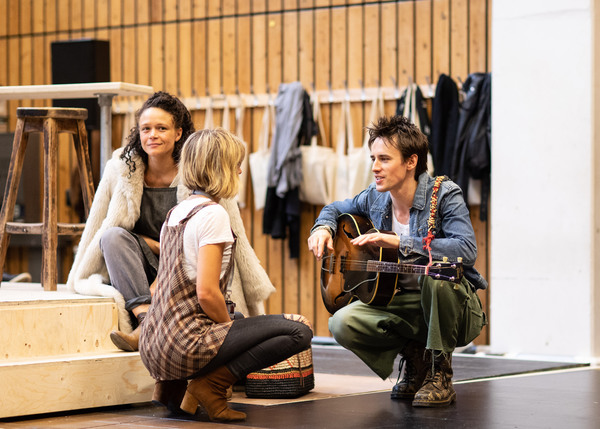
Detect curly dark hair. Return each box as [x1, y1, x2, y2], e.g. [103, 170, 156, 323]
[120, 91, 195, 175]
[367, 115, 429, 179]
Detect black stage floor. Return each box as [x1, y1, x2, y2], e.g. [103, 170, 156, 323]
[2, 345, 597, 429]
[312, 344, 586, 381]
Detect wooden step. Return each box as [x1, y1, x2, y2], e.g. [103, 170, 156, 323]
[0, 283, 119, 360]
[0, 283, 154, 418]
[0, 352, 153, 418]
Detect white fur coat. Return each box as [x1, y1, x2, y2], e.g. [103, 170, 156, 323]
[67, 148, 276, 333]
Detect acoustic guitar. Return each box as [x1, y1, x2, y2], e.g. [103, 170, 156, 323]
[320, 214, 464, 314]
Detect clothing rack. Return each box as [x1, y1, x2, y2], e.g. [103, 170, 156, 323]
[112, 84, 435, 114]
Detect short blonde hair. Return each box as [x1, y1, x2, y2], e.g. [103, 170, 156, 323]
[180, 128, 246, 200]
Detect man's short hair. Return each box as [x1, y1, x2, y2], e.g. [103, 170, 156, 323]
[367, 115, 429, 178]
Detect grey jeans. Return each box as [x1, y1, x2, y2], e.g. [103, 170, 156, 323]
[99, 226, 154, 313]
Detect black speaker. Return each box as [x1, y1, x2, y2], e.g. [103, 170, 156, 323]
[51, 39, 110, 130]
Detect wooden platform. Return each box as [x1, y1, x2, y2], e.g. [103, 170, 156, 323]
[0, 283, 154, 419]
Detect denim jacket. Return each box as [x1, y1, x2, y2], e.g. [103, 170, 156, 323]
[312, 172, 488, 290]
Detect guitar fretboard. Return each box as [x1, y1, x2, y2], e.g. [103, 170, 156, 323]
[342, 259, 428, 274]
[366, 260, 428, 274]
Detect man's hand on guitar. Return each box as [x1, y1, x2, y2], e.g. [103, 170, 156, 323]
[351, 232, 400, 249]
[308, 228, 334, 260]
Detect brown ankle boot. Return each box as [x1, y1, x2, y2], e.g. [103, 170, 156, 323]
[180, 366, 246, 422]
[412, 353, 456, 407]
[152, 380, 188, 414]
[110, 312, 146, 352]
[391, 341, 429, 400]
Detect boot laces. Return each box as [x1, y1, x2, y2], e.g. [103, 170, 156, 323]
[396, 356, 418, 385]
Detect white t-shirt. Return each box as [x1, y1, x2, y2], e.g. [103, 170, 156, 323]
[164, 197, 234, 282]
[391, 214, 409, 238]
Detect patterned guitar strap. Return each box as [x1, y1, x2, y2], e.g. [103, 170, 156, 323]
[422, 176, 447, 275]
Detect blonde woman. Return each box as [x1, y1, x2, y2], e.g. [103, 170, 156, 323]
[139, 128, 312, 422]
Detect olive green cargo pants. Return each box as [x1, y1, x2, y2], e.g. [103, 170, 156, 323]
[328, 276, 487, 379]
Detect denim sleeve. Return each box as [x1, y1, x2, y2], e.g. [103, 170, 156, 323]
[311, 189, 373, 237]
[399, 182, 478, 266]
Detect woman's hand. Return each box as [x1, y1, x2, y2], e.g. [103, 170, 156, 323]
[140, 235, 160, 255]
[196, 243, 231, 323]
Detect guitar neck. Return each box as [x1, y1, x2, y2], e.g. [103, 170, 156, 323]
[364, 260, 427, 275]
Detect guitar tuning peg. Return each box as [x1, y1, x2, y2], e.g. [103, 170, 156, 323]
[457, 257, 463, 263]
[443, 256, 448, 262]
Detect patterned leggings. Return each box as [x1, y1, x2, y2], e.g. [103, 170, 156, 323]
[196, 314, 313, 380]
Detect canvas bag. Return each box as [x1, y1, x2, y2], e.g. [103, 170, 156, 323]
[351, 90, 384, 193]
[334, 99, 374, 201]
[203, 97, 214, 129]
[299, 93, 335, 205]
[231, 100, 250, 208]
[403, 83, 436, 178]
[249, 102, 275, 210]
[204, 97, 253, 208]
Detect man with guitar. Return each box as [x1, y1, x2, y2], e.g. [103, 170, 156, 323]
[307, 115, 487, 408]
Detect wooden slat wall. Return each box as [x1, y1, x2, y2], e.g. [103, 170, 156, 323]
[0, 0, 492, 342]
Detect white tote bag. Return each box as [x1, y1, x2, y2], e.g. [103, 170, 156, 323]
[299, 94, 335, 205]
[334, 99, 374, 201]
[233, 101, 250, 208]
[249, 103, 274, 210]
[204, 98, 214, 129]
[348, 91, 384, 196]
[333, 99, 353, 201]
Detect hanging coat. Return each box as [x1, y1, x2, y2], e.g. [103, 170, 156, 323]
[263, 82, 316, 258]
[451, 73, 492, 221]
[430, 74, 460, 177]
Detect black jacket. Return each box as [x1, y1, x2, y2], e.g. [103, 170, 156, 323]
[451, 73, 492, 221]
[430, 74, 460, 177]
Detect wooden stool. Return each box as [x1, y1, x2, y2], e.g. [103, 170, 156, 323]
[0, 108, 95, 291]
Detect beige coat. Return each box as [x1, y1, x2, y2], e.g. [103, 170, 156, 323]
[67, 148, 275, 333]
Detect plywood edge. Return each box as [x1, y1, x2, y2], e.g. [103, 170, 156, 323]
[0, 352, 154, 418]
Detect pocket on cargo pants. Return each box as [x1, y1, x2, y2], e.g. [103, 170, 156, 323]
[456, 281, 487, 347]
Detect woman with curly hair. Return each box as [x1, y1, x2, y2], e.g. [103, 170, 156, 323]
[67, 91, 195, 348]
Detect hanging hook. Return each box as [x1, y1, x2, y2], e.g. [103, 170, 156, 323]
[391, 76, 399, 99]
[359, 79, 366, 101]
[192, 89, 202, 110]
[327, 81, 334, 103]
[250, 84, 259, 107]
[425, 76, 434, 97]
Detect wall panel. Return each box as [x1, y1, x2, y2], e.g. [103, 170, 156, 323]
[0, 0, 492, 343]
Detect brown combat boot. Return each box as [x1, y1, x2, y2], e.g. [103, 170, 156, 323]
[412, 353, 456, 407]
[180, 366, 246, 422]
[391, 341, 429, 400]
